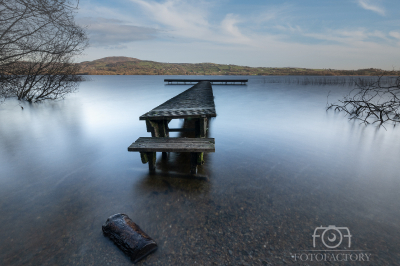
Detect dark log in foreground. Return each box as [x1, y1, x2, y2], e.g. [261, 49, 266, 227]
[102, 213, 157, 263]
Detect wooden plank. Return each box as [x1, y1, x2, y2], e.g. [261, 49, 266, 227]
[164, 79, 248, 83]
[128, 137, 215, 153]
[134, 137, 215, 143]
[167, 128, 195, 132]
[139, 81, 216, 120]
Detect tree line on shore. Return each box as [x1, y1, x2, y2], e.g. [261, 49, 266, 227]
[77, 57, 400, 76]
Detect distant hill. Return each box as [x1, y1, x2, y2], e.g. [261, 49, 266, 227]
[77, 56, 399, 76]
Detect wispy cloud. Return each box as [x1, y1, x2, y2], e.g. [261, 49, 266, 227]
[357, 0, 385, 16]
[389, 31, 400, 39]
[129, 0, 211, 38]
[129, 0, 253, 45]
[77, 17, 158, 48]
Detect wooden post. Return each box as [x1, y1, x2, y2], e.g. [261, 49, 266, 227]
[195, 117, 207, 138]
[147, 120, 169, 137]
[146, 120, 159, 137]
[147, 152, 156, 173]
[190, 153, 197, 174]
[159, 120, 168, 137]
[159, 120, 169, 158]
[199, 117, 207, 138]
[197, 152, 204, 165]
[140, 152, 148, 164]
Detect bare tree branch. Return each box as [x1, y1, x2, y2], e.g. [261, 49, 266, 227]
[327, 76, 400, 127]
[0, 0, 88, 103]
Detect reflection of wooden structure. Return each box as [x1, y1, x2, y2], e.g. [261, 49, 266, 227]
[128, 81, 216, 174]
[164, 79, 247, 85]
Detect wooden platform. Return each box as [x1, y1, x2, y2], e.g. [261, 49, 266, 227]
[128, 137, 215, 153]
[130, 81, 217, 174]
[128, 137, 215, 173]
[165, 79, 247, 85]
[140, 81, 216, 121]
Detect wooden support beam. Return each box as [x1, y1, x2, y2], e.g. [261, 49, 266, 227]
[190, 153, 198, 174]
[146, 120, 169, 138]
[199, 117, 207, 138]
[140, 152, 148, 164]
[146, 120, 159, 137]
[147, 152, 156, 172]
[195, 119, 200, 138]
[167, 128, 195, 132]
[159, 120, 169, 137]
[197, 152, 204, 165]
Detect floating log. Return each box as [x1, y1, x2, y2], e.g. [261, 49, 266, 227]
[102, 213, 158, 263]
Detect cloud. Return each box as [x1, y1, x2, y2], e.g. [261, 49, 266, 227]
[302, 28, 390, 46]
[357, 0, 385, 16]
[129, 0, 211, 38]
[129, 0, 253, 45]
[220, 14, 251, 44]
[77, 17, 159, 48]
[389, 31, 400, 39]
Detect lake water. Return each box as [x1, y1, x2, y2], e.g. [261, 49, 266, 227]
[1, 75, 399, 265]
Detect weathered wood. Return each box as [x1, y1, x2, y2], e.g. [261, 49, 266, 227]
[147, 152, 156, 172]
[190, 153, 198, 174]
[131, 137, 215, 143]
[146, 120, 169, 137]
[102, 213, 157, 263]
[195, 119, 200, 138]
[197, 152, 204, 165]
[167, 128, 195, 132]
[164, 79, 248, 85]
[146, 120, 158, 137]
[195, 117, 207, 138]
[128, 137, 215, 153]
[140, 152, 148, 164]
[158, 120, 168, 137]
[140, 81, 216, 121]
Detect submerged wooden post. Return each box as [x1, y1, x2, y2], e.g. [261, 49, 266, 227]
[190, 152, 204, 174]
[159, 120, 169, 158]
[140, 152, 148, 164]
[190, 153, 198, 174]
[147, 152, 156, 172]
[197, 152, 204, 165]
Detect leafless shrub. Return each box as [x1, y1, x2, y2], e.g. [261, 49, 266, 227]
[0, 0, 87, 103]
[327, 76, 400, 127]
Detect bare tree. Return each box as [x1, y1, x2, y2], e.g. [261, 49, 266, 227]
[0, 0, 87, 103]
[327, 76, 400, 127]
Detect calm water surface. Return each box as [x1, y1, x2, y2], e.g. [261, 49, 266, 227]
[1, 76, 400, 265]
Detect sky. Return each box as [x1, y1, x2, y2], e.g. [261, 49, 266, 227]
[75, 0, 400, 70]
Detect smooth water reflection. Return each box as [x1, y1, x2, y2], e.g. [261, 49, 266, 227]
[1, 76, 400, 265]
